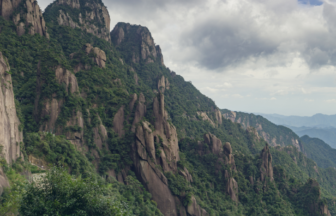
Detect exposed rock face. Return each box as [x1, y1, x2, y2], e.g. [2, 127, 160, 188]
[131, 93, 146, 132]
[1, 0, 49, 38]
[158, 76, 170, 93]
[187, 196, 208, 216]
[179, 167, 193, 183]
[111, 23, 165, 66]
[204, 133, 223, 156]
[197, 112, 215, 127]
[55, 66, 79, 93]
[260, 144, 274, 182]
[226, 177, 238, 202]
[223, 142, 236, 170]
[222, 111, 236, 122]
[134, 121, 177, 216]
[113, 106, 125, 137]
[133, 93, 182, 215]
[215, 109, 222, 125]
[0, 52, 23, 164]
[71, 44, 106, 71]
[53, 0, 110, 41]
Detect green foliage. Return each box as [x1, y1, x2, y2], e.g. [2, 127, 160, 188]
[24, 132, 93, 176]
[19, 167, 131, 216]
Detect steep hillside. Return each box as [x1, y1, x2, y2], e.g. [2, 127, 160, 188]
[221, 109, 304, 151]
[0, 0, 335, 215]
[300, 135, 336, 168]
[290, 126, 336, 149]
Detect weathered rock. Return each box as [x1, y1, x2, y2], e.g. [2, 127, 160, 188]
[0, 52, 23, 164]
[187, 196, 208, 216]
[158, 76, 166, 93]
[52, 0, 110, 41]
[260, 144, 274, 182]
[153, 94, 179, 171]
[129, 93, 137, 112]
[93, 116, 107, 150]
[215, 109, 222, 125]
[113, 106, 124, 137]
[71, 44, 106, 70]
[197, 112, 216, 127]
[55, 66, 79, 94]
[179, 167, 193, 183]
[204, 133, 223, 156]
[223, 142, 236, 170]
[132, 93, 146, 132]
[226, 177, 238, 202]
[222, 111, 236, 123]
[111, 23, 165, 66]
[1, 0, 49, 38]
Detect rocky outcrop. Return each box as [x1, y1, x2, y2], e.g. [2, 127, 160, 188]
[113, 106, 124, 137]
[133, 93, 183, 215]
[204, 133, 223, 156]
[259, 144, 274, 182]
[55, 66, 79, 93]
[71, 44, 106, 71]
[1, 0, 49, 38]
[222, 111, 236, 122]
[197, 112, 215, 127]
[179, 167, 193, 183]
[187, 196, 208, 216]
[111, 23, 165, 66]
[52, 0, 110, 41]
[134, 121, 178, 216]
[0, 52, 23, 164]
[131, 93, 146, 132]
[223, 142, 236, 170]
[226, 177, 238, 202]
[215, 109, 222, 125]
[158, 76, 170, 93]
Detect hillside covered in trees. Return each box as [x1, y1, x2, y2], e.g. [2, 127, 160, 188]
[0, 0, 335, 215]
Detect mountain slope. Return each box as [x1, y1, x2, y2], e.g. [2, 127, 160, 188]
[0, 0, 335, 215]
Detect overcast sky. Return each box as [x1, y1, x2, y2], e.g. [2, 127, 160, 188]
[39, 0, 336, 116]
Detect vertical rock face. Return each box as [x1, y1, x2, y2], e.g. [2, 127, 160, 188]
[0, 52, 23, 164]
[131, 93, 146, 132]
[223, 142, 236, 170]
[226, 177, 238, 202]
[187, 196, 208, 216]
[50, 0, 110, 41]
[111, 23, 165, 66]
[204, 133, 223, 156]
[133, 93, 182, 215]
[70, 44, 106, 72]
[222, 111, 236, 123]
[157, 76, 170, 93]
[0, 0, 49, 38]
[215, 109, 222, 125]
[260, 144, 274, 182]
[113, 106, 125, 137]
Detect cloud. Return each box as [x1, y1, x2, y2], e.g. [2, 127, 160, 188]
[326, 99, 336, 103]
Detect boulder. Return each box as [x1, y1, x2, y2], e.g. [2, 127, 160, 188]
[187, 196, 208, 216]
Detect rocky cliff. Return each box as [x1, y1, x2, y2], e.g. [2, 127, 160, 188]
[46, 0, 110, 41]
[111, 23, 165, 66]
[0, 0, 49, 38]
[0, 51, 23, 164]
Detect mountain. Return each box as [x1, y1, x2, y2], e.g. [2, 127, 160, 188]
[0, 0, 335, 215]
[257, 113, 336, 149]
[289, 126, 336, 149]
[300, 135, 336, 169]
[258, 113, 336, 128]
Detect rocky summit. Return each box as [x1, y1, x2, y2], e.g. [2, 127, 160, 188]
[0, 0, 335, 215]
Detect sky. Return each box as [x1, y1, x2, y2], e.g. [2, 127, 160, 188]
[38, 0, 336, 116]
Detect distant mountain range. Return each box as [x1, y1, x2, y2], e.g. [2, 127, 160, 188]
[257, 113, 336, 149]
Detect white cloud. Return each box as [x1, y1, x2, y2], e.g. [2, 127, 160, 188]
[39, 0, 336, 115]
